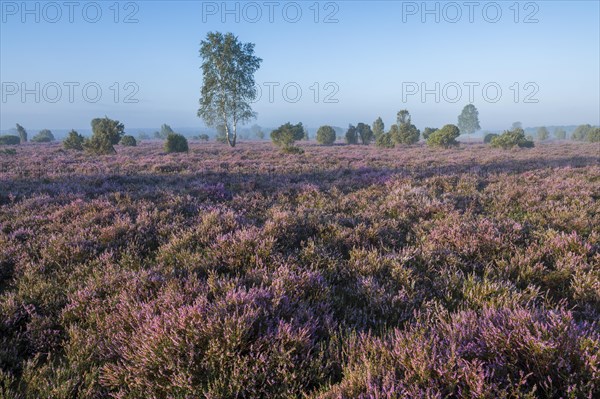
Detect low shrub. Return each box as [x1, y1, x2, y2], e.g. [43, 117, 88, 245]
[484, 133, 499, 143]
[426, 124, 460, 148]
[120, 135, 137, 147]
[490, 128, 534, 149]
[316, 126, 336, 146]
[0, 135, 21, 145]
[164, 133, 189, 153]
[31, 130, 55, 143]
[63, 130, 85, 151]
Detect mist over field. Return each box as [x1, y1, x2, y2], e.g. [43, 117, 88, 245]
[1, 1, 599, 398]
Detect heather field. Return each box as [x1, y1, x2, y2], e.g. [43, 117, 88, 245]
[1, 141, 599, 398]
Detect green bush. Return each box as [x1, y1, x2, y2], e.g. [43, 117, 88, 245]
[31, 129, 55, 143]
[63, 130, 85, 151]
[490, 128, 534, 149]
[375, 132, 394, 148]
[270, 122, 305, 150]
[1, 148, 17, 155]
[120, 135, 137, 147]
[587, 127, 600, 143]
[345, 125, 358, 144]
[483, 133, 499, 144]
[0, 135, 21, 145]
[84, 117, 125, 155]
[571, 124, 593, 141]
[316, 125, 336, 145]
[426, 124, 460, 148]
[164, 133, 189, 153]
[199, 134, 210, 141]
[422, 127, 437, 141]
[16, 124, 27, 143]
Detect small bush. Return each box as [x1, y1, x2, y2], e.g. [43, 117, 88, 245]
[84, 117, 125, 155]
[31, 130, 55, 143]
[199, 134, 210, 141]
[271, 122, 305, 152]
[316, 125, 336, 145]
[375, 132, 394, 148]
[0, 135, 21, 145]
[426, 124, 460, 148]
[345, 125, 358, 145]
[588, 127, 600, 143]
[120, 135, 137, 147]
[422, 127, 437, 140]
[484, 133, 499, 143]
[571, 124, 593, 141]
[1, 148, 17, 155]
[164, 133, 189, 153]
[490, 128, 534, 149]
[84, 134, 117, 155]
[63, 130, 85, 151]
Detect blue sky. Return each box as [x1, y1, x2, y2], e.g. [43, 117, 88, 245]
[1, 0, 599, 132]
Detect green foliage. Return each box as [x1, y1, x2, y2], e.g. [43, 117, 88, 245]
[271, 122, 305, 150]
[1, 148, 17, 155]
[484, 133, 499, 144]
[490, 128, 534, 149]
[198, 32, 262, 147]
[0, 135, 21, 145]
[571, 124, 593, 141]
[199, 134, 210, 141]
[63, 130, 85, 151]
[345, 125, 358, 144]
[372, 117, 384, 139]
[16, 124, 27, 143]
[138, 132, 150, 140]
[426, 124, 461, 148]
[31, 129, 55, 143]
[537, 126, 549, 141]
[511, 121, 522, 130]
[457, 104, 481, 135]
[84, 134, 117, 155]
[316, 125, 337, 146]
[84, 117, 125, 155]
[391, 110, 420, 145]
[375, 132, 394, 148]
[422, 127, 437, 141]
[120, 135, 137, 147]
[588, 127, 600, 143]
[553, 128, 566, 140]
[164, 133, 189, 153]
[357, 123, 374, 145]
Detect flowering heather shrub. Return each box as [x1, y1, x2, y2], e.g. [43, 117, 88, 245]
[321, 307, 599, 398]
[0, 142, 598, 397]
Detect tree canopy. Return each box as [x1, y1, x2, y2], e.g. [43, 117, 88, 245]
[457, 104, 481, 135]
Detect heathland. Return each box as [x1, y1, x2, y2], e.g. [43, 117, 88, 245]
[0, 141, 599, 397]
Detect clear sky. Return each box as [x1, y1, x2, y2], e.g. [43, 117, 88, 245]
[1, 0, 599, 132]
